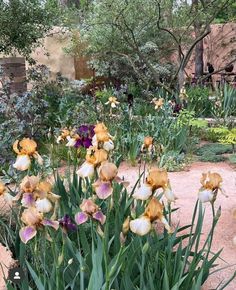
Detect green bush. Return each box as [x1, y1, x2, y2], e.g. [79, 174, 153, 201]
[219, 129, 236, 153]
[204, 127, 229, 142]
[0, 92, 50, 163]
[186, 86, 212, 117]
[228, 154, 236, 165]
[195, 143, 233, 156]
[159, 150, 186, 171]
[199, 153, 227, 162]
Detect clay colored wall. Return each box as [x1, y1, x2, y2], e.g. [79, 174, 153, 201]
[186, 22, 236, 77]
[31, 28, 76, 80]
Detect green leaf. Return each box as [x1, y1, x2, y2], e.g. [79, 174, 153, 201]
[26, 261, 45, 290]
[88, 236, 104, 290]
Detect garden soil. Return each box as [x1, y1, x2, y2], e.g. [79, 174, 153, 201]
[0, 162, 235, 289]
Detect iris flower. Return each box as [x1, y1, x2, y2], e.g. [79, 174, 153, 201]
[20, 176, 60, 214]
[59, 214, 77, 232]
[74, 125, 95, 149]
[151, 98, 164, 110]
[13, 138, 43, 171]
[65, 128, 81, 147]
[56, 128, 82, 147]
[105, 96, 120, 108]
[19, 207, 59, 244]
[133, 167, 177, 203]
[93, 162, 118, 199]
[75, 199, 106, 225]
[198, 172, 225, 203]
[179, 87, 188, 101]
[77, 146, 108, 178]
[130, 197, 172, 236]
[0, 181, 13, 204]
[92, 122, 114, 151]
[77, 123, 114, 179]
[141, 136, 155, 154]
[56, 128, 70, 144]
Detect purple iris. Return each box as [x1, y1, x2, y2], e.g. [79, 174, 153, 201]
[75, 125, 95, 149]
[59, 215, 77, 232]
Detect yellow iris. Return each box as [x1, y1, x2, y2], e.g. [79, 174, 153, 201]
[198, 172, 225, 203]
[13, 138, 43, 171]
[152, 98, 164, 110]
[130, 197, 172, 236]
[105, 96, 120, 108]
[133, 167, 177, 203]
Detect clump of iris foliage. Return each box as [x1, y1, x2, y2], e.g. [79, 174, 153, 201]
[0, 125, 235, 290]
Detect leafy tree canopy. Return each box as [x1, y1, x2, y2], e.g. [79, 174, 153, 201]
[77, 0, 234, 91]
[0, 0, 62, 58]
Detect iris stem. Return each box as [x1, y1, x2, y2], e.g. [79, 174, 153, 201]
[104, 198, 111, 290]
[143, 160, 146, 183]
[168, 202, 172, 226]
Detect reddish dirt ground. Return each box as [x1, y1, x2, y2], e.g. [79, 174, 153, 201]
[0, 161, 235, 289]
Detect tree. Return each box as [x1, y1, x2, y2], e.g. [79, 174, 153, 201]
[79, 0, 233, 92]
[0, 0, 61, 60]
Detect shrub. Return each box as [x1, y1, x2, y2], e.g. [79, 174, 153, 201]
[199, 153, 227, 162]
[186, 86, 212, 117]
[0, 92, 49, 163]
[195, 143, 233, 156]
[219, 129, 236, 153]
[159, 150, 186, 171]
[204, 127, 230, 142]
[228, 154, 236, 165]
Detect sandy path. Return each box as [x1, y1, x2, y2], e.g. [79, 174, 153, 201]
[0, 161, 235, 289]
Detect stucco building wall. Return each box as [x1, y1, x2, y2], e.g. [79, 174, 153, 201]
[185, 22, 236, 77]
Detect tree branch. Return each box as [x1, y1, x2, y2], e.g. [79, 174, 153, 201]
[201, 57, 236, 81]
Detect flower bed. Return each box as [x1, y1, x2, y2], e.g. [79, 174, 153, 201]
[0, 122, 235, 289]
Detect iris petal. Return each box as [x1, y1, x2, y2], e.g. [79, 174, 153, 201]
[164, 187, 177, 203]
[41, 219, 59, 230]
[130, 217, 152, 236]
[66, 136, 77, 147]
[160, 216, 172, 233]
[92, 211, 106, 225]
[77, 161, 95, 178]
[75, 212, 89, 225]
[33, 152, 43, 165]
[198, 188, 214, 203]
[13, 155, 31, 171]
[93, 180, 113, 199]
[103, 140, 114, 151]
[133, 183, 152, 200]
[19, 226, 37, 244]
[35, 198, 53, 213]
[21, 193, 35, 207]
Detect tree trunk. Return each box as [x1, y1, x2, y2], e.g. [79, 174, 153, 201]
[192, 0, 204, 80]
[195, 39, 204, 79]
[178, 66, 185, 89]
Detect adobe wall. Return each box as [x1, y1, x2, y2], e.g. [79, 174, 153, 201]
[185, 22, 236, 77]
